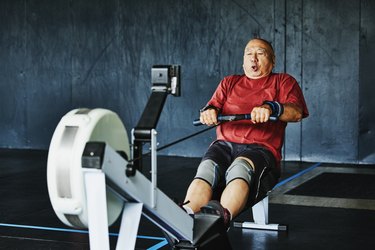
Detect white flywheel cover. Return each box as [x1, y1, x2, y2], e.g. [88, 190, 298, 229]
[47, 108, 130, 228]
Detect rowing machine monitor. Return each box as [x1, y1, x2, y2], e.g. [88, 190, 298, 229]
[151, 65, 180, 96]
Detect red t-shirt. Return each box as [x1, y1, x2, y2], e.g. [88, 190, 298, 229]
[206, 73, 309, 164]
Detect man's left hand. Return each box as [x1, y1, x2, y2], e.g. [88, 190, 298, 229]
[251, 105, 272, 123]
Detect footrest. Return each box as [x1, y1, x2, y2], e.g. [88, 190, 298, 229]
[233, 221, 288, 231]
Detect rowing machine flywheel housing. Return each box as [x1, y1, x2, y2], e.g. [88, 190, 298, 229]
[47, 108, 130, 228]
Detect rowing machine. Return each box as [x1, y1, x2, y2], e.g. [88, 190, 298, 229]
[47, 65, 232, 249]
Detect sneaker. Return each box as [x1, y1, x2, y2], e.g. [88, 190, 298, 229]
[200, 200, 231, 229]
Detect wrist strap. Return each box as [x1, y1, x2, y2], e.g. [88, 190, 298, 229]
[263, 101, 284, 119]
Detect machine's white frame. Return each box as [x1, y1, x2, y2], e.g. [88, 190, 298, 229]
[81, 131, 194, 250]
[233, 195, 287, 231]
[83, 168, 144, 250]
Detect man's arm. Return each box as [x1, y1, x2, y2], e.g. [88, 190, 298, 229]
[200, 102, 303, 125]
[279, 103, 303, 122]
[252, 103, 303, 123]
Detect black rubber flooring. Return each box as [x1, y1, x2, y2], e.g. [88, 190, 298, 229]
[1, 149, 375, 249]
[286, 172, 375, 199]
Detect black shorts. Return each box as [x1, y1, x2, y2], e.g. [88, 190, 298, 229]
[201, 140, 280, 207]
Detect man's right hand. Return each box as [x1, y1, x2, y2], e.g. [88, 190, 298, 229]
[200, 109, 219, 126]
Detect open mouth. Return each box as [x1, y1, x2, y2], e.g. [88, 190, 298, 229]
[251, 65, 258, 71]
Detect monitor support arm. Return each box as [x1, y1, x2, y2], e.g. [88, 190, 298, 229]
[127, 65, 181, 176]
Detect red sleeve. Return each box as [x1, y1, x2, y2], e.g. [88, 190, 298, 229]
[205, 77, 229, 110]
[278, 75, 309, 118]
[204, 75, 244, 111]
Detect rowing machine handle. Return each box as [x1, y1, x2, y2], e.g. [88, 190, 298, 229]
[193, 114, 277, 126]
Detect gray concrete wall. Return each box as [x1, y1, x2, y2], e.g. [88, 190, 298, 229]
[0, 0, 374, 164]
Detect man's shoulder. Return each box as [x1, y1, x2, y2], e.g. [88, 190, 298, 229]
[271, 72, 295, 80]
[270, 73, 299, 86]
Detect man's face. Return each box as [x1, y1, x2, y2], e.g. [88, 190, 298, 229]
[243, 39, 275, 79]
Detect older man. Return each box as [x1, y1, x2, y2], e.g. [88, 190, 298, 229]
[182, 38, 309, 228]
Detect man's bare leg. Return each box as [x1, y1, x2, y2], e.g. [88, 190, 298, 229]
[183, 179, 212, 213]
[220, 179, 250, 218]
[221, 156, 254, 218]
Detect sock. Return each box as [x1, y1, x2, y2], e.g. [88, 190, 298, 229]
[183, 205, 194, 215]
[225, 207, 233, 221]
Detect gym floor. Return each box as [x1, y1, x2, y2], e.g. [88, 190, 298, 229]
[1, 149, 375, 250]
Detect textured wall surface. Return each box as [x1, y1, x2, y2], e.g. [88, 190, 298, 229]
[0, 0, 374, 164]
